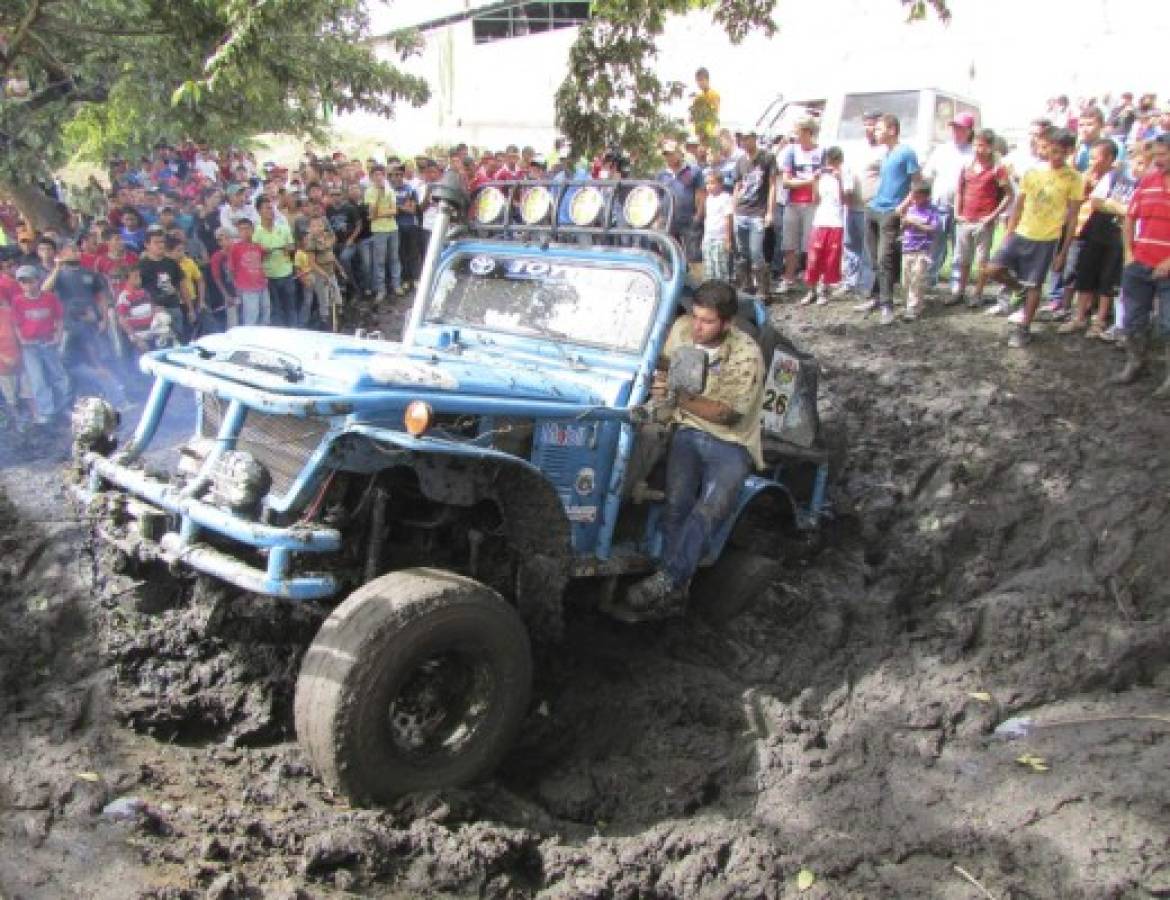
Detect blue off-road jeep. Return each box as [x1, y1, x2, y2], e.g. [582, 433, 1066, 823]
[73, 173, 833, 803]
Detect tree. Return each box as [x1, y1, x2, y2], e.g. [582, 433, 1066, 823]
[0, 0, 429, 228]
[555, 0, 951, 171]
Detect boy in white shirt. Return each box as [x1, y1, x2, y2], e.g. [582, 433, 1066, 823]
[701, 170, 735, 282]
[801, 147, 849, 305]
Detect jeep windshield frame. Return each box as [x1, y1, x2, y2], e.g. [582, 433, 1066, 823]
[423, 250, 661, 355]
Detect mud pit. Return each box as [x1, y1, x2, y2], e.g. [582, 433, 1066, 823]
[1, 304, 1169, 898]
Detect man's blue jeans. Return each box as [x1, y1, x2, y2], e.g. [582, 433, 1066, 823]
[661, 427, 752, 588]
[1121, 261, 1170, 338]
[928, 204, 955, 287]
[338, 243, 362, 295]
[268, 275, 297, 327]
[363, 231, 401, 296]
[843, 208, 873, 294]
[735, 215, 767, 269]
[21, 342, 70, 422]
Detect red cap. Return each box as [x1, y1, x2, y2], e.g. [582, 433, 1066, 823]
[951, 112, 976, 129]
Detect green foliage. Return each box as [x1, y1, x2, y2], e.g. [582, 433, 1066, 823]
[555, 0, 950, 172]
[0, 0, 429, 184]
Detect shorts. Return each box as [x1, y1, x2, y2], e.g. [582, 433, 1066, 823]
[1068, 239, 1122, 296]
[782, 203, 816, 253]
[991, 234, 1058, 288]
[955, 220, 995, 270]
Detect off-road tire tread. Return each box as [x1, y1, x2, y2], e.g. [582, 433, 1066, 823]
[294, 568, 531, 803]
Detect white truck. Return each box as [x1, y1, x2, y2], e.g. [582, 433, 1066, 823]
[756, 88, 982, 162]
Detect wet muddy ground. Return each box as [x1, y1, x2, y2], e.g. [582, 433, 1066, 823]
[1, 297, 1168, 898]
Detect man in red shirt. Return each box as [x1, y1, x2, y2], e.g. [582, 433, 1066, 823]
[227, 218, 270, 325]
[1117, 133, 1170, 394]
[952, 129, 1014, 306]
[10, 265, 70, 425]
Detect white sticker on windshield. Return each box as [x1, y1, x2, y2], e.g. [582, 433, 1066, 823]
[469, 255, 496, 276]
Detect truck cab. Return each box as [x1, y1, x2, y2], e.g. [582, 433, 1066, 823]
[73, 173, 831, 804]
[757, 88, 981, 161]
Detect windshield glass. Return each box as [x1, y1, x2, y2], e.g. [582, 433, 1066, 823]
[838, 90, 921, 142]
[426, 253, 659, 353]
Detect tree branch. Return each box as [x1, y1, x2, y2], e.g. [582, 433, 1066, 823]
[7, 0, 45, 62]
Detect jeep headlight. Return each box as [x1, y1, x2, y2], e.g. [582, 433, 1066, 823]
[71, 397, 118, 452]
[208, 450, 271, 511]
[623, 185, 659, 229]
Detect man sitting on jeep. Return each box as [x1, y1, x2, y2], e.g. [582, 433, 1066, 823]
[618, 280, 766, 620]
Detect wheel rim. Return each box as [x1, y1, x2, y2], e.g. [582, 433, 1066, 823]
[385, 651, 494, 759]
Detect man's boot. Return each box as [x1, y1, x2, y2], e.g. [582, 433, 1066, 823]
[1111, 332, 1148, 385]
[1154, 345, 1170, 398]
[754, 265, 772, 299]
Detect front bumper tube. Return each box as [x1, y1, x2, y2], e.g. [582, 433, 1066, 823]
[82, 452, 341, 601]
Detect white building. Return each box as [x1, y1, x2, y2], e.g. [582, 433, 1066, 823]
[339, 0, 1170, 153]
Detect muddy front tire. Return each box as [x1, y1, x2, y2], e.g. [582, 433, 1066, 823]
[294, 568, 532, 804]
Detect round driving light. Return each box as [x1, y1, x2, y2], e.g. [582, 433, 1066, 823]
[473, 187, 507, 225]
[623, 185, 660, 229]
[404, 400, 434, 437]
[209, 450, 270, 510]
[520, 186, 553, 225]
[568, 187, 604, 226]
[71, 397, 119, 452]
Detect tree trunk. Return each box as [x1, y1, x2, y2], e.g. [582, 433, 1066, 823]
[0, 177, 68, 233]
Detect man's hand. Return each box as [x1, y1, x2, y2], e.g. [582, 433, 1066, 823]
[1154, 258, 1170, 279]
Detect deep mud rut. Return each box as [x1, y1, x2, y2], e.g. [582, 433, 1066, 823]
[1, 301, 1168, 899]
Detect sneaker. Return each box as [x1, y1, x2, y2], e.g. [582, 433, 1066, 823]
[1084, 322, 1105, 340]
[1008, 308, 1026, 325]
[942, 291, 964, 307]
[799, 291, 817, 306]
[879, 307, 895, 326]
[966, 292, 983, 309]
[373, 291, 387, 303]
[1007, 325, 1031, 349]
[984, 299, 1012, 317]
[777, 278, 796, 293]
[901, 308, 919, 322]
[815, 292, 830, 306]
[1056, 319, 1088, 335]
[853, 299, 879, 314]
[1098, 325, 1119, 343]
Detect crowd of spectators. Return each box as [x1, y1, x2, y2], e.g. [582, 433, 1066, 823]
[664, 81, 1169, 388]
[0, 86, 1167, 431]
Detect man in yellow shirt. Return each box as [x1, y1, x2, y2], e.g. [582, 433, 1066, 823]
[690, 67, 721, 147]
[987, 127, 1083, 348]
[363, 164, 401, 303]
[615, 280, 764, 622]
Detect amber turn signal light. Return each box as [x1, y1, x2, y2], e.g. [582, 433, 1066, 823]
[404, 400, 434, 436]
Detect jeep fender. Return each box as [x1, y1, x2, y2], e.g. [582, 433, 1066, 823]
[335, 426, 572, 640]
[702, 475, 799, 565]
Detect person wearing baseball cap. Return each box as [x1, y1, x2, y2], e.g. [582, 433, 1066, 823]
[921, 110, 977, 292]
[10, 262, 69, 425]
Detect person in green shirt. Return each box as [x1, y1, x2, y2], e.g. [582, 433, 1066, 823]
[253, 196, 297, 326]
[363, 164, 401, 303]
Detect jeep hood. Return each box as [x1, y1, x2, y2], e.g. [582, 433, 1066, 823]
[188, 327, 629, 408]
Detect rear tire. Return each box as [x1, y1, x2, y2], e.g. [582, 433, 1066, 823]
[294, 568, 532, 804]
[690, 550, 782, 625]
